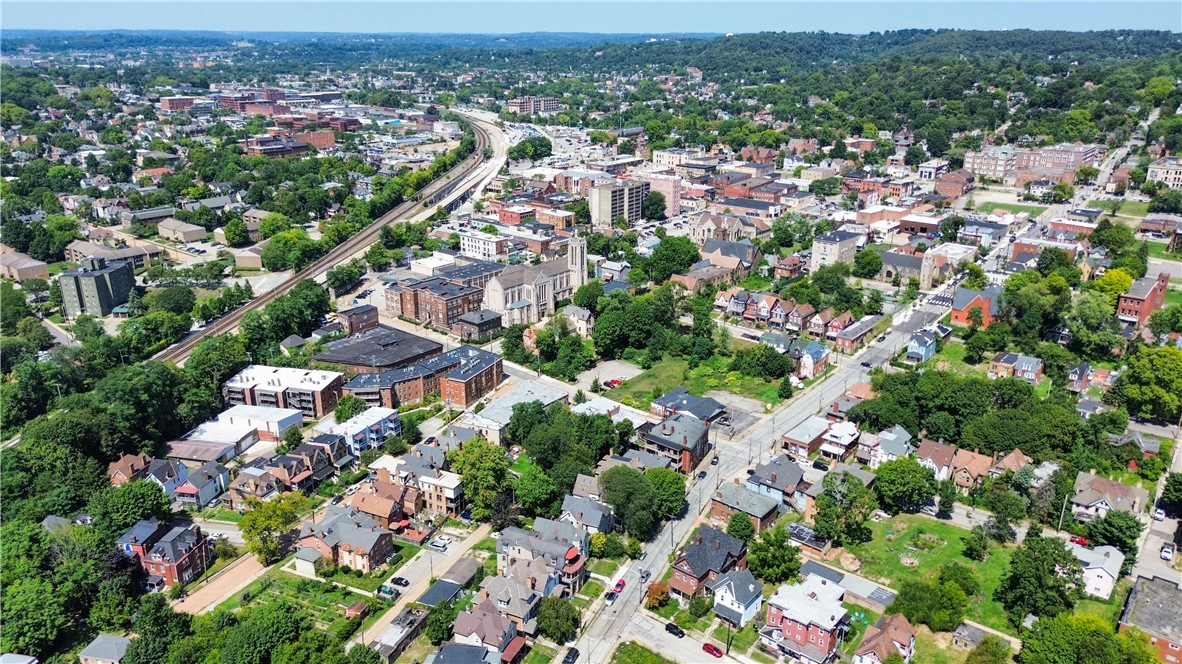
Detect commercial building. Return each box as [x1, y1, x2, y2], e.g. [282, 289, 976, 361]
[0, 247, 48, 282]
[589, 180, 650, 229]
[157, 218, 207, 243]
[1146, 156, 1182, 190]
[343, 346, 503, 409]
[59, 257, 135, 317]
[386, 277, 485, 328]
[810, 231, 860, 273]
[221, 365, 344, 419]
[652, 147, 706, 168]
[463, 381, 568, 444]
[313, 325, 443, 374]
[459, 230, 509, 261]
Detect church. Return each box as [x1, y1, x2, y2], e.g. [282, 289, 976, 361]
[484, 234, 587, 326]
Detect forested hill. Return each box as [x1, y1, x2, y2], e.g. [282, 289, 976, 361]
[419, 29, 1182, 80]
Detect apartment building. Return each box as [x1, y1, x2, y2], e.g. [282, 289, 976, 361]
[637, 412, 709, 474]
[963, 146, 1017, 180]
[221, 365, 344, 419]
[59, 257, 135, 317]
[1147, 156, 1182, 190]
[343, 345, 503, 409]
[506, 96, 559, 115]
[1117, 272, 1170, 326]
[459, 230, 510, 261]
[589, 180, 650, 229]
[810, 231, 860, 273]
[636, 173, 682, 217]
[385, 277, 484, 327]
[652, 147, 706, 169]
[762, 574, 850, 664]
[1016, 142, 1099, 171]
[312, 407, 402, 458]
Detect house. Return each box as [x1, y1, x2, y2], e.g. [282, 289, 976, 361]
[904, 329, 938, 364]
[174, 461, 231, 509]
[650, 387, 727, 422]
[1071, 471, 1149, 520]
[497, 523, 587, 593]
[452, 599, 525, 662]
[949, 284, 1003, 327]
[990, 449, 1033, 478]
[298, 505, 394, 573]
[951, 449, 993, 494]
[78, 634, 131, 664]
[369, 608, 428, 663]
[108, 453, 152, 486]
[346, 480, 419, 529]
[1107, 431, 1161, 459]
[808, 307, 836, 338]
[1066, 542, 1124, 600]
[1119, 576, 1182, 663]
[117, 518, 167, 559]
[746, 455, 805, 509]
[637, 412, 709, 474]
[669, 525, 747, 598]
[835, 315, 883, 353]
[710, 568, 764, 627]
[801, 464, 875, 523]
[142, 524, 213, 589]
[857, 425, 914, 470]
[782, 415, 830, 460]
[988, 352, 1044, 383]
[144, 458, 188, 499]
[934, 169, 974, 198]
[826, 311, 855, 339]
[915, 439, 955, 482]
[561, 304, 594, 338]
[432, 642, 500, 664]
[798, 341, 831, 380]
[1116, 273, 1169, 327]
[761, 574, 850, 664]
[818, 421, 860, 461]
[559, 495, 614, 534]
[710, 481, 781, 533]
[787, 302, 816, 332]
[853, 614, 917, 664]
[952, 623, 988, 650]
[477, 575, 542, 636]
[227, 467, 282, 510]
[1066, 361, 1092, 393]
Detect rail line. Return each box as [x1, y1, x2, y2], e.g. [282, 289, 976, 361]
[154, 124, 491, 364]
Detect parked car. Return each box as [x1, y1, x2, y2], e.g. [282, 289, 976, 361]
[665, 623, 686, 638]
[614, 579, 626, 592]
[604, 591, 617, 606]
[429, 539, 448, 551]
[562, 648, 580, 664]
[1153, 508, 1166, 521]
[639, 570, 651, 583]
[812, 459, 830, 471]
[390, 577, 410, 587]
[1069, 536, 1090, 547]
[697, 470, 708, 480]
[920, 504, 938, 516]
[711, 456, 719, 465]
[330, 495, 344, 505]
[1161, 544, 1175, 561]
[702, 643, 724, 658]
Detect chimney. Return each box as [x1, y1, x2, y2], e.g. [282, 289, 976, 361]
[715, 539, 721, 550]
[770, 473, 777, 484]
[715, 490, 723, 499]
[682, 435, 688, 446]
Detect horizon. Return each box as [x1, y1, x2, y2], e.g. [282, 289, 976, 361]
[2, 2, 1179, 35]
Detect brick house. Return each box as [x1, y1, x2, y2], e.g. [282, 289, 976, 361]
[934, 169, 974, 198]
[853, 614, 917, 664]
[141, 524, 212, 589]
[108, 453, 152, 486]
[298, 506, 394, 574]
[669, 526, 747, 598]
[1116, 273, 1169, 327]
[761, 574, 850, 664]
[385, 277, 484, 328]
[637, 412, 709, 474]
[710, 481, 781, 533]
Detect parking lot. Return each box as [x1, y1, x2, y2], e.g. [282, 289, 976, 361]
[574, 359, 646, 392]
[702, 390, 764, 437]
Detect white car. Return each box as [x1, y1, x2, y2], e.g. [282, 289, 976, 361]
[1161, 544, 1175, 561]
[1153, 508, 1166, 521]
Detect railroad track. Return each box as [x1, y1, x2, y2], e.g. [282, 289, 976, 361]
[155, 124, 491, 364]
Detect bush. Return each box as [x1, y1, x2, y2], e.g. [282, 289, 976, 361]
[689, 594, 713, 619]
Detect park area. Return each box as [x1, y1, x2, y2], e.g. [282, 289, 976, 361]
[839, 514, 1016, 635]
[609, 355, 783, 408]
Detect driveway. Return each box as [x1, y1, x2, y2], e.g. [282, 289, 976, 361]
[574, 359, 645, 392]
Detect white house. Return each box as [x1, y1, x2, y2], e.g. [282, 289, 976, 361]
[710, 568, 764, 627]
[1067, 542, 1124, 600]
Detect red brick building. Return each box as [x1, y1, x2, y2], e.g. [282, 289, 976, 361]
[141, 524, 212, 589]
[385, 277, 484, 328]
[1117, 273, 1169, 327]
[761, 575, 849, 664]
[669, 526, 746, 598]
[950, 284, 1002, 327]
[935, 169, 975, 198]
[344, 346, 504, 409]
[108, 453, 152, 486]
[296, 130, 336, 150]
[338, 304, 380, 335]
[160, 96, 195, 112]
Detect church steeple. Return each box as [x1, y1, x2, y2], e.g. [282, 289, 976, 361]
[569, 232, 588, 288]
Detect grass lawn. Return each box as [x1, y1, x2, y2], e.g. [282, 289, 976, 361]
[927, 341, 985, 378]
[472, 537, 498, 554]
[590, 559, 620, 578]
[977, 202, 1047, 218]
[674, 609, 716, 633]
[912, 626, 970, 664]
[399, 635, 438, 664]
[614, 355, 786, 408]
[841, 515, 1016, 635]
[1075, 578, 1133, 627]
[1165, 289, 1182, 309]
[47, 260, 76, 275]
[1034, 378, 1053, 399]
[712, 622, 760, 654]
[578, 579, 605, 599]
[201, 507, 244, 523]
[226, 570, 382, 635]
[522, 644, 558, 664]
[510, 451, 537, 475]
[749, 651, 777, 664]
[651, 599, 680, 620]
[739, 274, 774, 291]
[1087, 199, 1150, 218]
[866, 243, 895, 254]
[1145, 241, 1182, 262]
[840, 602, 882, 656]
[610, 642, 678, 664]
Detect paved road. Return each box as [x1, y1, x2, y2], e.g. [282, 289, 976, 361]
[1131, 432, 1182, 584]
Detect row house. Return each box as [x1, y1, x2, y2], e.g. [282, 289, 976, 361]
[787, 303, 817, 332]
[951, 449, 993, 494]
[710, 481, 781, 534]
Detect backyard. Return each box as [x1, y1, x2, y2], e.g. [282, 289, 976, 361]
[522, 644, 558, 664]
[1144, 240, 1182, 262]
[913, 626, 970, 664]
[611, 356, 784, 408]
[840, 514, 1016, 635]
[976, 202, 1048, 218]
[321, 542, 418, 592]
[1166, 289, 1182, 309]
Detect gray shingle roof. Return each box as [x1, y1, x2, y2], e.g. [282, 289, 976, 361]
[677, 525, 745, 578]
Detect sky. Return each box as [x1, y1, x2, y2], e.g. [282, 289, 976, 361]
[2, 1, 1180, 34]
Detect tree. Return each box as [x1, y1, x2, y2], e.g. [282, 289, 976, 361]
[448, 437, 513, 520]
[514, 463, 557, 517]
[648, 235, 701, 283]
[0, 282, 32, 334]
[747, 524, 802, 584]
[364, 242, 392, 270]
[219, 600, 309, 664]
[1162, 472, 1182, 516]
[538, 596, 580, 643]
[16, 316, 54, 350]
[939, 562, 982, 597]
[689, 594, 713, 619]
[963, 525, 991, 562]
[239, 493, 308, 564]
[778, 379, 795, 400]
[334, 394, 367, 423]
[122, 593, 193, 664]
[642, 191, 668, 220]
[965, 635, 1010, 664]
[726, 513, 756, 543]
[1020, 613, 1155, 664]
[258, 212, 293, 239]
[874, 458, 935, 514]
[0, 578, 68, 656]
[994, 534, 1081, 623]
[647, 467, 687, 517]
[1111, 345, 1182, 421]
[814, 471, 878, 546]
[962, 262, 988, 290]
[88, 480, 172, 535]
[645, 582, 671, 609]
[598, 465, 659, 539]
[890, 578, 968, 631]
[904, 145, 928, 167]
[222, 217, 249, 246]
[186, 334, 249, 388]
[983, 490, 1028, 542]
[346, 647, 384, 664]
[573, 280, 605, 316]
[1085, 510, 1144, 571]
[853, 249, 883, 278]
[149, 285, 196, 316]
[1089, 268, 1134, 307]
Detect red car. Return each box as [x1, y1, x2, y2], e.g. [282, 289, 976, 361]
[702, 643, 724, 658]
[1069, 536, 1090, 547]
[614, 579, 626, 592]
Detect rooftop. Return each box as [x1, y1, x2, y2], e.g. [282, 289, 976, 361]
[1121, 576, 1182, 642]
[767, 574, 847, 631]
[313, 324, 442, 369]
[223, 364, 343, 392]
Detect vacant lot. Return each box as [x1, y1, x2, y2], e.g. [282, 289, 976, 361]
[840, 515, 1016, 635]
[611, 356, 784, 408]
[1086, 199, 1150, 218]
[928, 341, 985, 378]
[1145, 240, 1182, 262]
[610, 643, 677, 664]
[977, 202, 1047, 218]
